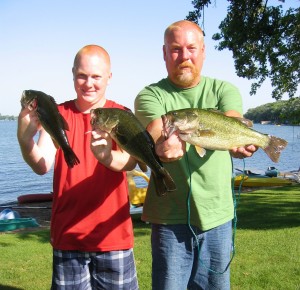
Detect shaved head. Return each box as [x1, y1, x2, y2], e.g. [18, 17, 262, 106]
[73, 45, 111, 72]
[72, 44, 112, 112]
[164, 20, 204, 44]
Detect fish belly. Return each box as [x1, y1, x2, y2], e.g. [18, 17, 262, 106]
[182, 131, 269, 151]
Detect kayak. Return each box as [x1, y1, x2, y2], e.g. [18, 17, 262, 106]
[18, 193, 53, 204]
[234, 175, 293, 187]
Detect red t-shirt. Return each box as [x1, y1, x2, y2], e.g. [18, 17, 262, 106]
[50, 99, 134, 251]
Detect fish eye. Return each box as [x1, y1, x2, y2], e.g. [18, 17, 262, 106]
[187, 112, 197, 117]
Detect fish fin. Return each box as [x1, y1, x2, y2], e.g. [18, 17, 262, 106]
[138, 162, 148, 172]
[152, 168, 177, 197]
[63, 147, 80, 168]
[206, 108, 222, 114]
[206, 109, 253, 128]
[195, 146, 206, 157]
[263, 135, 288, 163]
[234, 117, 253, 127]
[151, 173, 166, 196]
[161, 167, 177, 192]
[49, 95, 58, 105]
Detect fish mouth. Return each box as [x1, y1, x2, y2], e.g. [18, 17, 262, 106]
[21, 90, 31, 99]
[161, 114, 177, 139]
[89, 110, 96, 128]
[20, 90, 37, 110]
[20, 91, 26, 109]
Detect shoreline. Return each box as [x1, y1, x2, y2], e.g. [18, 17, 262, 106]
[1, 169, 299, 233]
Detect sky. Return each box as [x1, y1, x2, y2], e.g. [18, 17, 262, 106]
[0, 0, 297, 116]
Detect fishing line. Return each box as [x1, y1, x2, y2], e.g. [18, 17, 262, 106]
[184, 152, 245, 274]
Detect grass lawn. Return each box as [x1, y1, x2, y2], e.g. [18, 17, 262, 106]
[0, 184, 299, 289]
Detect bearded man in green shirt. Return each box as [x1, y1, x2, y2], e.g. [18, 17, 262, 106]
[135, 20, 257, 290]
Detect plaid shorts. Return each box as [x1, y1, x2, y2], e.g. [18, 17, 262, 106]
[51, 249, 139, 290]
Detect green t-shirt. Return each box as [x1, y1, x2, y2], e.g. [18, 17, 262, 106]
[134, 76, 243, 230]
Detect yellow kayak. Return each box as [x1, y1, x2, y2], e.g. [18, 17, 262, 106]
[234, 174, 293, 187]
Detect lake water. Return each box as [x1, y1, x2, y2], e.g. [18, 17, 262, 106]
[0, 120, 299, 204]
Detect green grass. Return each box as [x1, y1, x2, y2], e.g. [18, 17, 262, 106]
[231, 184, 300, 290]
[0, 230, 52, 289]
[0, 184, 299, 290]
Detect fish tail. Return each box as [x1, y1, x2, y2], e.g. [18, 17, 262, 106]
[152, 168, 177, 197]
[263, 135, 288, 163]
[63, 147, 80, 168]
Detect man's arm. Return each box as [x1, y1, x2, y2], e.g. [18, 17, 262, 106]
[224, 110, 258, 158]
[17, 108, 56, 175]
[146, 118, 186, 163]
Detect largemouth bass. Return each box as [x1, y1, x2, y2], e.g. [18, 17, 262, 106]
[162, 108, 288, 163]
[90, 108, 176, 196]
[21, 90, 80, 168]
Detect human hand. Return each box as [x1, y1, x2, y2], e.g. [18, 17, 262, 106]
[230, 145, 258, 159]
[90, 129, 113, 165]
[17, 107, 42, 141]
[156, 131, 186, 162]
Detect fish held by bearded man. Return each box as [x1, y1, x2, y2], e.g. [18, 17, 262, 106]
[162, 108, 288, 163]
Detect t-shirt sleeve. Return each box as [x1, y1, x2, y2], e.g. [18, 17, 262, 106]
[134, 86, 166, 128]
[217, 81, 243, 115]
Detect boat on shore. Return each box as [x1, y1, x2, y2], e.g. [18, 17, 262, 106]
[0, 217, 39, 232]
[260, 120, 272, 125]
[265, 166, 280, 177]
[0, 208, 39, 232]
[234, 175, 293, 188]
[14, 169, 148, 216]
[234, 166, 298, 188]
[16, 170, 149, 205]
[18, 192, 53, 204]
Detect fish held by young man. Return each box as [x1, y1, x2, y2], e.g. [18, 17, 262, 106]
[20, 90, 80, 168]
[90, 108, 176, 196]
[162, 108, 288, 163]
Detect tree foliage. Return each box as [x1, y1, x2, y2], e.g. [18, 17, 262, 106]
[244, 98, 300, 124]
[186, 0, 300, 100]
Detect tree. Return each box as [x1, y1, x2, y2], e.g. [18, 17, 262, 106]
[186, 0, 300, 100]
[280, 98, 300, 125]
[244, 98, 300, 124]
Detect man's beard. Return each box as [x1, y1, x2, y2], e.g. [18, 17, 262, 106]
[172, 62, 199, 87]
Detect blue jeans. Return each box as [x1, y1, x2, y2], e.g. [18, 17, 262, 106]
[151, 221, 232, 290]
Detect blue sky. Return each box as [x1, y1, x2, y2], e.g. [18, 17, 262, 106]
[0, 0, 297, 116]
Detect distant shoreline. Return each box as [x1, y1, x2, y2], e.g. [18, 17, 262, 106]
[0, 117, 17, 121]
